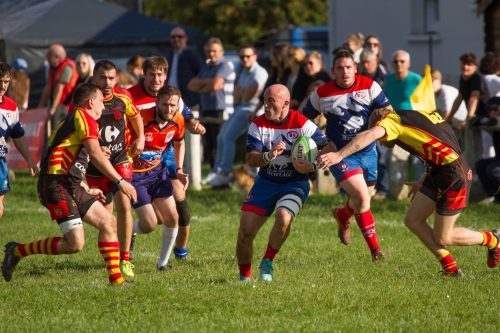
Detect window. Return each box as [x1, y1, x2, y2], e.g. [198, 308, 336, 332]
[411, 0, 440, 34]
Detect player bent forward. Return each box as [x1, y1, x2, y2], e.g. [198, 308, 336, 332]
[237, 84, 333, 282]
[130, 85, 188, 270]
[317, 108, 500, 276]
[1, 83, 137, 285]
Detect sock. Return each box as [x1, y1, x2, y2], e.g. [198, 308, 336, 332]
[132, 220, 144, 234]
[238, 262, 252, 278]
[157, 226, 178, 268]
[338, 199, 354, 223]
[14, 237, 61, 259]
[263, 243, 280, 261]
[480, 230, 498, 249]
[120, 251, 130, 262]
[174, 247, 188, 258]
[98, 242, 125, 285]
[354, 210, 380, 251]
[436, 250, 458, 273]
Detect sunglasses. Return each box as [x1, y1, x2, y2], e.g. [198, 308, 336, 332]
[393, 60, 405, 64]
[366, 42, 379, 47]
[239, 54, 254, 59]
[170, 35, 185, 39]
[76, 62, 87, 65]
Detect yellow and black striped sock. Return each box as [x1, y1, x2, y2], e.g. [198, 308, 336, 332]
[14, 237, 61, 259]
[98, 242, 125, 285]
[479, 230, 498, 249]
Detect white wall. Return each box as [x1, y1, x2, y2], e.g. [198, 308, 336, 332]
[329, 0, 484, 87]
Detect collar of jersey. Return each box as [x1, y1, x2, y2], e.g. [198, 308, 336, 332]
[140, 84, 157, 98]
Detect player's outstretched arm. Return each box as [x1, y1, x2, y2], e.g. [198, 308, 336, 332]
[246, 141, 286, 168]
[11, 136, 38, 177]
[186, 118, 206, 135]
[317, 126, 386, 170]
[83, 138, 137, 203]
[174, 139, 189, 190]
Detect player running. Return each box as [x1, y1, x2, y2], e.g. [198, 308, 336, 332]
[130, 84, 188, 270]
[69, 60, 145, 281]
[0, 62, 38, 218]
[237, 84, 334, 282]
[318, 108, 500, 276]
[128, 56, 204, 260]
[303, 49, 392, 261]
[1, 83, 137, 285]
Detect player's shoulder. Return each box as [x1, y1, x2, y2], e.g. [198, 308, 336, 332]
[354, 74, 376, 90]
[127, 84, 143, 98]
[288, 109, 310, 127]
[0, 96, 18, 112]
[173, 111, 185, 125]
[140, 106, 156, 122]
[114, 87, 134, 102]
[316, 80, 337, 97]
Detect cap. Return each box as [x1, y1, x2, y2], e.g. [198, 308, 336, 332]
[486, 96, 500, 110]
[9, 58, 28, 71]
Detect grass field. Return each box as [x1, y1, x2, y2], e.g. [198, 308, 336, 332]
[1, 170, 500, 332]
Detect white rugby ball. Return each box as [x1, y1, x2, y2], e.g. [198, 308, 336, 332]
[291, 136, 318, 162]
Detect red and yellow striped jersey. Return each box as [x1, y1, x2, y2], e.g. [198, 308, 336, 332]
[376, 110, 461, 167]
[40, 108, 99, 181]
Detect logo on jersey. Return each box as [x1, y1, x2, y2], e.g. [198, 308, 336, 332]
[145, 132, 154, 142]
[342, 115, 364, 134]
[99, 126, 120, 143]
[287, 131, 299, 140]
[245, 194, 253, 202]
[355, 91, 366, 99]
[114, 112, 122, 120]
[165, 131, 175, 143]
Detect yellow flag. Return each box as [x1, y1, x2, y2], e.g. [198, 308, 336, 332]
[410, 64, 436, 112]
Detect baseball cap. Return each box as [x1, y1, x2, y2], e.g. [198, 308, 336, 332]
[486, 96, 500, 110]
[9, 58, 28, 71]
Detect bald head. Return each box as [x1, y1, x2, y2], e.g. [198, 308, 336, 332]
[46, 44, 66, 66]
[170, 26, 187, 52]
[263, 84, 290, 122]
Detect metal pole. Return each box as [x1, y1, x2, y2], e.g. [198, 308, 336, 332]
[186, 110, 202, 190]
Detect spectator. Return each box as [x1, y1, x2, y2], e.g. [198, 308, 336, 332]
[7, 58, 30, 111]
[345, 33, 364, 64]
[116, 68, 137, 89]
[298, 80, 326, 116]
[126, 55, 144, 82]
[364, 35, 390, 71]
[295, 51, 332, 108]
[283, 45, 307, 109]
[474, 96, 500, 204]
[479, 52, 500, 97]
[188, 37, 235, 173]
[445, 52, 491, 158]
[385, 50, 424, 181]
[75, 53, 94, 85]
[37, 44, 79, 130]
[359, 48, 388, 91]
[208, 46, 268, 187]
[247, 45, 289, 123]
[167, 26, 204, 110]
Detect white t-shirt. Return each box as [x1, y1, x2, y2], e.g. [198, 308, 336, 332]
[435, 84, 467, 121]
[484, 74, 500, 97]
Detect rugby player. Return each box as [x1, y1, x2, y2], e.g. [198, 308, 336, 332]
[0, 62, 38, 218]
[130, 84, 188, 270]
[1, 83, 137, 285]
[317, 108, 500, 276]
[128, 56, 204, 260]
[303, 49, 392, 261]
[237, 84, 334, 282]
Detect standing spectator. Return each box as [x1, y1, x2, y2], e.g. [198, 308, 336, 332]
[116, 68, 137, 89]
[445, 53, 490, 158]
[385, 50, 424, 180]
[127, 55, 144, 82]
[364, 35, 390, 71]
[75, 53, 95, 85]
[167, 26, 204, 110]
[208, 46, 268, 187]
[7, 58, 30, 111]
[474, 97, 500, 204]
[345, 33, 364, 64]
[246, 45, 289, 123]
[188, 37, 235, 173]
[284, 46, 307, 109]
[359, 49, 388, 91]
[37, 44, 79, 129]
[480, 52, 500, 97]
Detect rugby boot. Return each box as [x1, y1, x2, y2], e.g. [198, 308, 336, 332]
[119, 260, 135, 282]
[442, 268, 465, 278]
[1, 242, 21, 282]
[487, 229, 500, 268]
[333, 208, 351, 245]
[259, 258, 273, 282]
[157, 264, 175, 271]
[371, 248, 385, 262]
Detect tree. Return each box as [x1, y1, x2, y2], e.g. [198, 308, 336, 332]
[143, 0, 327, 49]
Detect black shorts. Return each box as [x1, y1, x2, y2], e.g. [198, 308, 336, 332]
[419, 155, 472, 216]
[37, 175, 96, 220]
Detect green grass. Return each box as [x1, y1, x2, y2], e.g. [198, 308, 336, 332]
[1, 170, 500, 332]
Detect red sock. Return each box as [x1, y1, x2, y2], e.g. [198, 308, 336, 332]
[120, 251, 130, 262]
[15, 237, 61, 259]
[338, 199, 354, 223]
[263, 243, 280, 261]
[238, 262, 252, 278]
[98, 242, 125, 285]
[354, 210, 380, 251]
[437, 251, 458, 273]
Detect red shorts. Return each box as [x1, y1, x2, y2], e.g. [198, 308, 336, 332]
[86, 162, 132, 194]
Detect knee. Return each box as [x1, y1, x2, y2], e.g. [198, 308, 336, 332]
[349, 192, 370, 211]
[274, 209, 293, 229]
[434, 234, 452, 247]
[238, 224, 255, 242]
[404, 215, 419, 230]
[102, 214, 117, 234]
[66, 238, 85, 254]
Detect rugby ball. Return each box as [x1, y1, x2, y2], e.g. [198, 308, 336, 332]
[291, 136, 318, 162]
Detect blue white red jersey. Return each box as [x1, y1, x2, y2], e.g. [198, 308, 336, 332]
[246, 110, 328, 184]
[0, 96, 25, 158]
[127, 83, 193, 123]
[303, 75, 390, 154]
